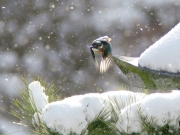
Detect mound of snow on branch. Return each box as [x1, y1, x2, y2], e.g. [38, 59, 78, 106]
[139, 23, 180, 73]
[29, 81, 145, 134]
[29, 81, 49, 111]
[29, 81, 180, 134]
[116, 90, 180, 134]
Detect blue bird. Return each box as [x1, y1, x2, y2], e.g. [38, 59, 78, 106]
[90, 36, 113, 73]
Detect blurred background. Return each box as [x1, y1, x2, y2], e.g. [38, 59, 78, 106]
[0, 0, 180, 134]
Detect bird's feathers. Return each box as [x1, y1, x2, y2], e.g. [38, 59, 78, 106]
[95, 36, 112, 44]
[100, 54, 113, 73]
[90, 47, 100, 72]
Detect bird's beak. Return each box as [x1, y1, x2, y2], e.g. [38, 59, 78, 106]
[88, 45, 99, 52]
[88, 45, 93, 48]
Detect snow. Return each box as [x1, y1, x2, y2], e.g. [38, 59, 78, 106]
[42, 93, 105, 135]
[40, 91, 146, 135]
[116, 90, 180, 134]
[129, 58, 139, 67]
[115, 101, 142, 133]
[140, 90, 180, 130]
[29, 81, 49, 112]
[30, 81, 180, 134]
[102, 90, 145, 109]
[139, 23, 180, 73]
[30, 82, 145, 134]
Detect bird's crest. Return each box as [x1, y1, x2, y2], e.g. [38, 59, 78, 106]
[94, 36, 112, 45]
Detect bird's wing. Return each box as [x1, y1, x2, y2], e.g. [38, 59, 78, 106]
[90, 47, 99, 71]
[94, 58, 99, 71]
[90, 47, 96, 60]
[100, 54, 113, 73]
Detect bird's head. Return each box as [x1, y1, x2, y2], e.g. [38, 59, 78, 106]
[90, 36, 112, 54]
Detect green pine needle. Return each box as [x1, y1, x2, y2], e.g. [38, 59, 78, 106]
[10, 77, 61, 135]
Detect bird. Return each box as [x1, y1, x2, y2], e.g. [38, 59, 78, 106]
[89, 36, 113, 73]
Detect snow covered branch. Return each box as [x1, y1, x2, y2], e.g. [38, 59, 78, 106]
[10, 80, 180, 135]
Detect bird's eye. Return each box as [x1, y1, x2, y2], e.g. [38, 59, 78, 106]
[92, 40, 103, 49]
[98, 44, 103, 49]
[93, 44, 98, 48]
